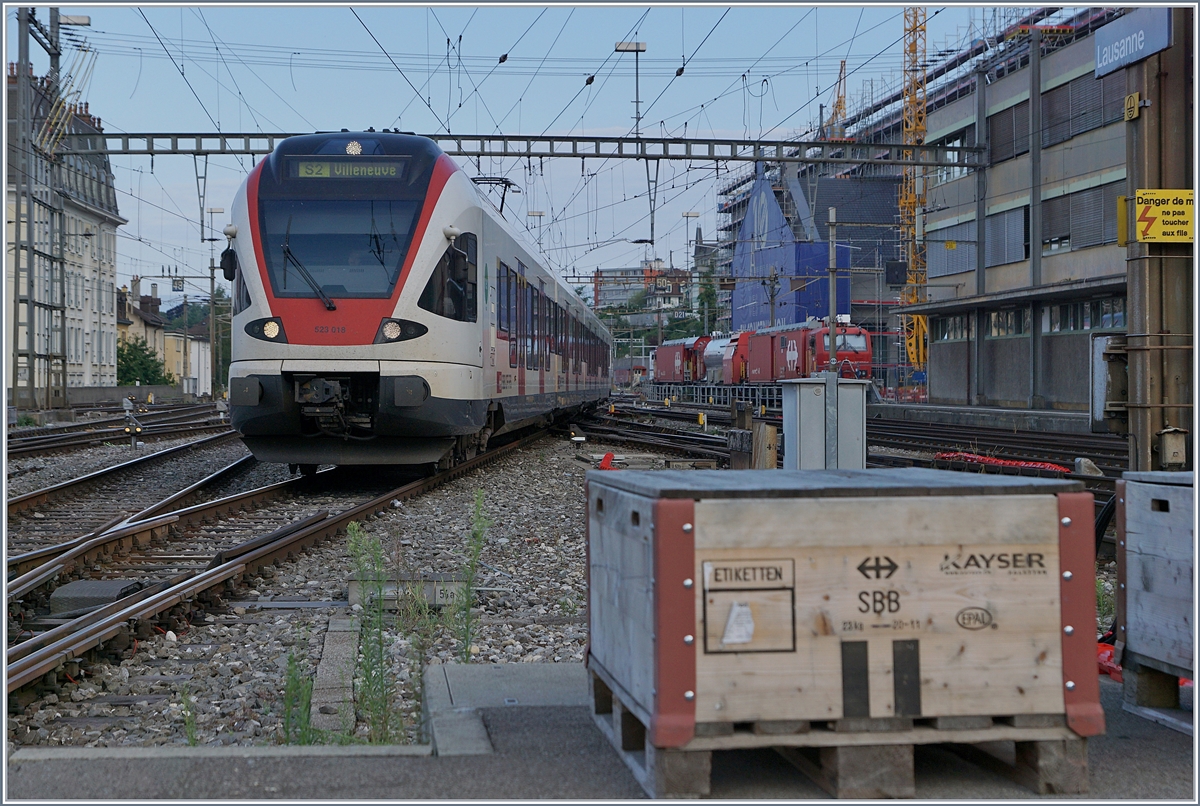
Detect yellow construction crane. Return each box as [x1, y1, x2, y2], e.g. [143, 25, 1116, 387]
[899, 8, 928, 373]
[823, 60, 849, 140]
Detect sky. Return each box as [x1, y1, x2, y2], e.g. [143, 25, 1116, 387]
[6, 3, 1029, 308]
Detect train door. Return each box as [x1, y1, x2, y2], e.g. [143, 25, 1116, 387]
[538, 280, 547, 395]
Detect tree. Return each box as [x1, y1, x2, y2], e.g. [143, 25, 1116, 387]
[698, 270, 718, 332]
[118, 335, 176, 386]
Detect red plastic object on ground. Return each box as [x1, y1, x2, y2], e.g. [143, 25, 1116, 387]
[1096, 642, 1193, 687]
[597, 452, 617, 470]
[1097, 643, 1123, 682]
[935, 451, 1072, 474]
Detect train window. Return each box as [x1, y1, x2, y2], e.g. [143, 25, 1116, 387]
[540, 282, 549, 369]
[418, 233, 477, 322]
[824, 332, 868, 352]
[259, 199, 421, 298]
[530, 285, 540, 369]
[232, 263, 252, 316]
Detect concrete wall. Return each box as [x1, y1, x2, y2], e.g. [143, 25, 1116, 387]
[928, 340, 971, 404]
[926, 92, 976, 143]
[982, 335, 1030, 406]
[1039, 332, 1090, 410]
[1041, 245, 1126, 285]
[1040, 124, 1126, 193]
[66, 384, 187, 407]
[1040, 34, 1097, 91]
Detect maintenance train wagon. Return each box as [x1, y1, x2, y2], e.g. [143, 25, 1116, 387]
[654, 322, 872, 385]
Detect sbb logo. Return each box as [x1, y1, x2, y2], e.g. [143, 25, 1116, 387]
[858, 590, 901, 615]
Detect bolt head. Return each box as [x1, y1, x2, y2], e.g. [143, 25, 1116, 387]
[1061, 517, 1072, 527]
[684, 635, 694, 645]
[684, 690, 695, 701]
[683, 578, 694, 589]
[1064, 625, 1074, 635]
[682, 523, 693, 533]
[1065, 681, 1076, 691]
[1062, 571, 1073, 580]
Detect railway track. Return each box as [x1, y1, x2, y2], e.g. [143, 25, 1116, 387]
[6, 429, 548, 697]
[584, 407, 1119, 506]
[609, 401, 1128, 474]
[7, 404, 229, 458]
[6, 432, 250, 554]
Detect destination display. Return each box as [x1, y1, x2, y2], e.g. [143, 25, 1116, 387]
[288, 158, 409, 180]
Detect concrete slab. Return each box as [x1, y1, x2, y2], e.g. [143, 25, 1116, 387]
[309, 617, 357, 732]
[5, 675, 1191, 800]
[443, 661, 590, 708]
[867, 403, 1092, 434]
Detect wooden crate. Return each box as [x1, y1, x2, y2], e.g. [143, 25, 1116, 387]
[1116, 471, 1193, 735]
[585, 468, 1104, 798]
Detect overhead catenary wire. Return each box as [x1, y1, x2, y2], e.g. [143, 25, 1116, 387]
[350, 7, 449, 133]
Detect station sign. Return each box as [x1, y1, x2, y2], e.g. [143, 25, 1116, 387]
[1134, 190, 1194, 243]
[1094, 7, 1172, 78]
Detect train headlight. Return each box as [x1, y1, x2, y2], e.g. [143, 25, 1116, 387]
[244, 317, 288, 343]
[374, 318, 428, 344]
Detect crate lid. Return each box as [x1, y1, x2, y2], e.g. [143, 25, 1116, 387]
[1122, 470, 1193, 486]
[586, 467, 1084, 499]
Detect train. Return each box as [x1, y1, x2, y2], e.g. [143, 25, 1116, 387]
[222, 130, 611, 471]
[652, 321, 872, 384]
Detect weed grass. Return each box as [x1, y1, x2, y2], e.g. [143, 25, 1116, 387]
[452, 490, 490, 662]
[180, 685, 198, 746]
[348, 522, 399, 743]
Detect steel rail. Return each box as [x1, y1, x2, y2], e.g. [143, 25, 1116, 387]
[7, 431, 239, 516]
[6, 429, 546, 695]
[7, 423, 233, 458]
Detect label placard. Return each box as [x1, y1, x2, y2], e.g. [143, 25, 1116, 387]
[703, 559, 794, 590]
[1135, 189, 1194, 243]
[289, 158, 408, 181]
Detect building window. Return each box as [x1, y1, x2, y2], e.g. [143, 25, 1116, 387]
[987, 100, 1030, 164]
[1044, 297, 1125, 333]
[927, 220, 977, 278]
[933, 313, 971, 342]
[1042, 72, 1129, 149]
[987, 307, 1030, 338]
[1041, 181, 1123, 255]
[984, 206, 1029, 267]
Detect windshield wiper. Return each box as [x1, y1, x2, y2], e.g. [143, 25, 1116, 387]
[282, 216, 337, 311]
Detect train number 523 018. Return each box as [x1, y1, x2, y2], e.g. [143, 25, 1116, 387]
[313, 325, 346, 334]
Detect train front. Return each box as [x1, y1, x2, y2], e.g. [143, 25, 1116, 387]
[224, 132, 484, 469]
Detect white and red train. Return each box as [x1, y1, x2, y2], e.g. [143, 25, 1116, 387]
[223, 131, 611, 470]
[653, 322, 872, 384]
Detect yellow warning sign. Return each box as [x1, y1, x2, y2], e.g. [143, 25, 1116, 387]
[1135, 190, 1194, 243]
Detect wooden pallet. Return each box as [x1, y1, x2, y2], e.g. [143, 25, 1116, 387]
[589, 667, 1089, 798]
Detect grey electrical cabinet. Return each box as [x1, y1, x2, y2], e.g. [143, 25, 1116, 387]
[781, 376, 868, 469]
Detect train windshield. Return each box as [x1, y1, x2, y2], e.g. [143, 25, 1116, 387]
[824, 333, 869, 352]
[258, 199, 421, 299]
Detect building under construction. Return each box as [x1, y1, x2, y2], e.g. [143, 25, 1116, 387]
[714, 6, 1191, 429]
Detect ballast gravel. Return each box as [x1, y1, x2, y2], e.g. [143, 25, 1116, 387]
[6, 435, 237, 497]
[6, 435, 669, 750]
